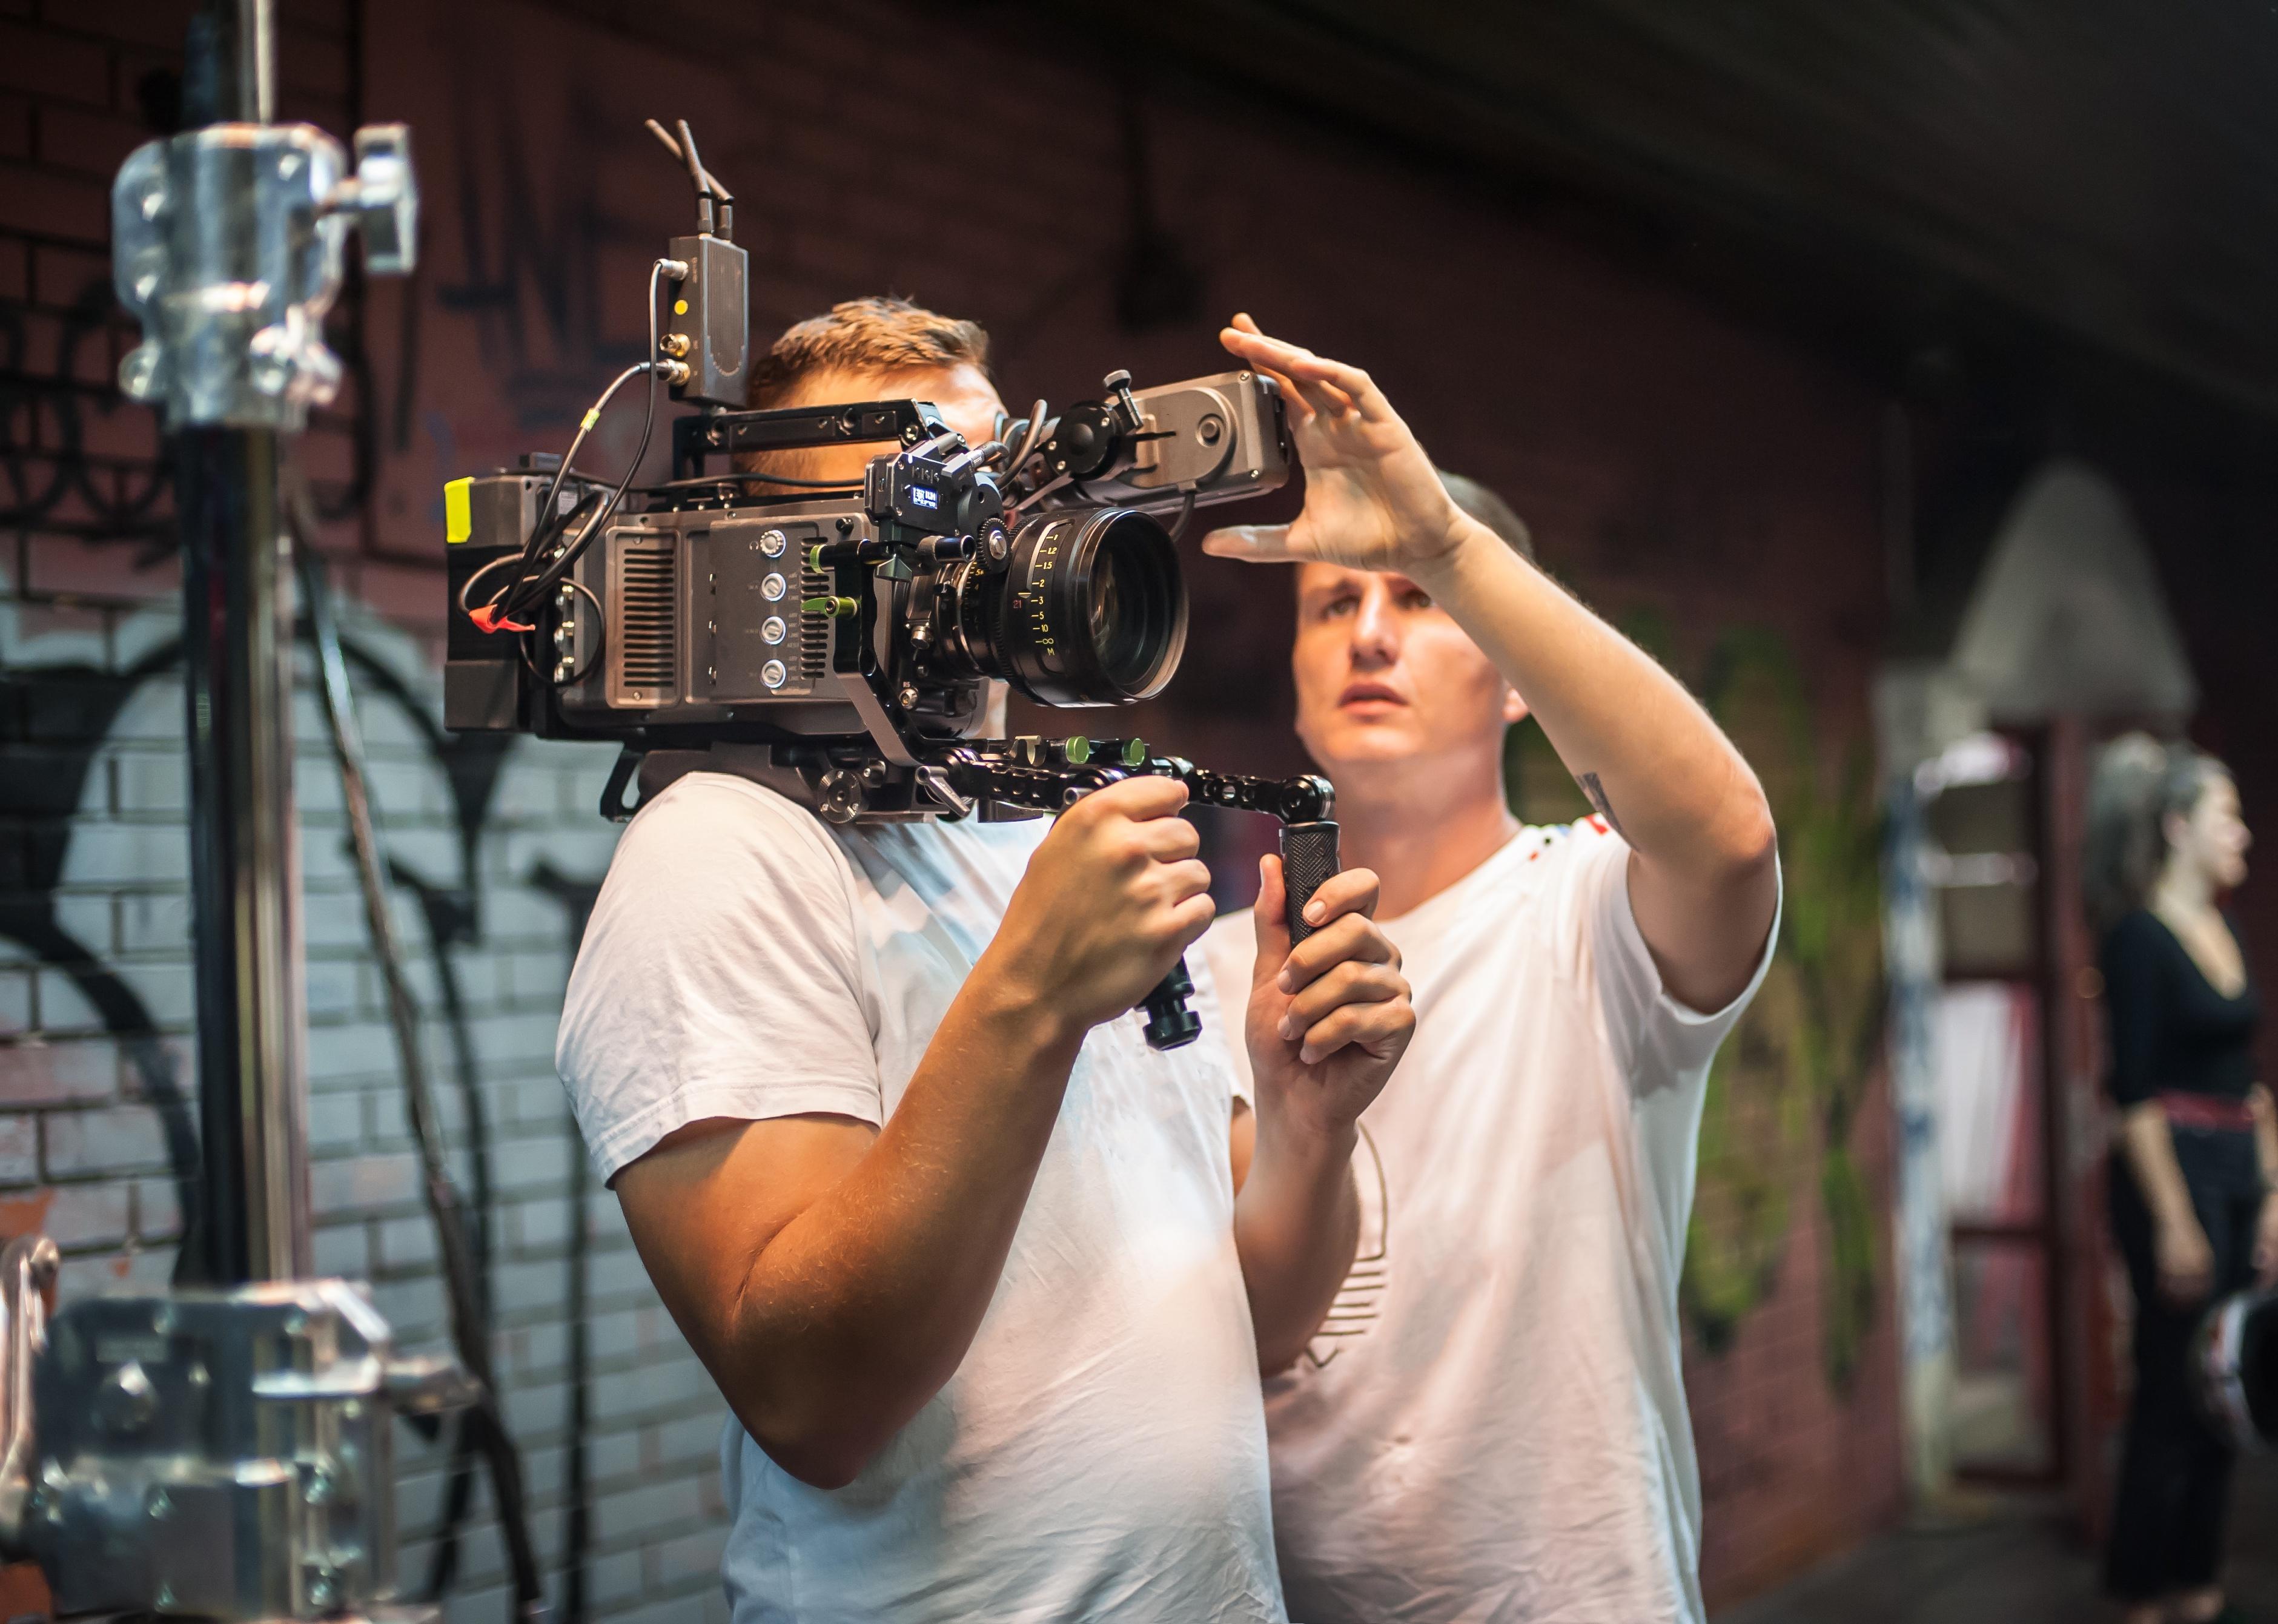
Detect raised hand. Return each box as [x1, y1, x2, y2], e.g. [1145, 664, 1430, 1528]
[1204, 313, 1471, 575]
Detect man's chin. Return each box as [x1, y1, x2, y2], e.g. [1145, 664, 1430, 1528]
[1308, 723, 1431, 774]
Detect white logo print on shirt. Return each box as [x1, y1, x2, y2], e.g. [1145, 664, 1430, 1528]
[1301, 1123, 1389, 1368]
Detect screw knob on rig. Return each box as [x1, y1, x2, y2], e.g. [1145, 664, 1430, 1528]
[1141, 956, 1203, 1051]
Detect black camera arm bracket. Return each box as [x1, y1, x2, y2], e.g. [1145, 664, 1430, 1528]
[929, 745, 1339, 1052]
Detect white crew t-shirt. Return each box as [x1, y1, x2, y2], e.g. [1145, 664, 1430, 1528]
[557, 773, 1284, 1624]
[1200, 817, 1776, 1624]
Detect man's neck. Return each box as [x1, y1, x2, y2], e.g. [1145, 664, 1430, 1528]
[1333, 765, 1519, 922]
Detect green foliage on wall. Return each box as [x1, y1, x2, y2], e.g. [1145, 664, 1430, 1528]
[1504, 616, 1886, 1391]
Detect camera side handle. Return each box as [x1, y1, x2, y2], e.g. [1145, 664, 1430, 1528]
[1137, 819, 1341, 1054]
[1279, 821, 1340, 945]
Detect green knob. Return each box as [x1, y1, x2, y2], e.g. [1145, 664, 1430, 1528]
[801, 596, 858, 618]
[1122, 738, 1148, 765]
[1060, 736, 1091, 764]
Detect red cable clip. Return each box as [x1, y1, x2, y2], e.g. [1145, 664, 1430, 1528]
[469, 603, 535, 635]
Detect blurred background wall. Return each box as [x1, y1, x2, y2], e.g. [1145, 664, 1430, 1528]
[4, 1, 2277, 1617]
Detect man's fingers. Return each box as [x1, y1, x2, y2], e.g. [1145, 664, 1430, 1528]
[1167, 889, 1217, 949]
[1251, 854, 1293, 989]
[1296, 996, 1415, 1066]
[1202, 524, 1299, 563]
[1081, 773, 1190, 821]
[1223, 317, 1385, 421]
[1292, 867, 1380, 932]
[1277, 913, 1397, 994]
[1159, 857, 1213, 906]
[1220, 323, 1342, 420]
[1277, 962, 1406, 1038]
[1137, 813, 1202, 862]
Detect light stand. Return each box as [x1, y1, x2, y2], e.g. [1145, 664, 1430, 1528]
[0, 3, 477, 1618]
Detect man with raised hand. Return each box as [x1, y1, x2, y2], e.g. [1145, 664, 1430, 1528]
[1197, 315, 1781, 1624]
[556, 299, 1414, 1624]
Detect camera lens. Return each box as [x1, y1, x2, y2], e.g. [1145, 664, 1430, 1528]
[938, 507, 1187, 706]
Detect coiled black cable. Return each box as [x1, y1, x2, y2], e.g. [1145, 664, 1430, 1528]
[286, 458, 550, 1623]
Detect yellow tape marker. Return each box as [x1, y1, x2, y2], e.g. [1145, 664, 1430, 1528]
[443, 477, 472, 543]
[674, 299, 689, 315]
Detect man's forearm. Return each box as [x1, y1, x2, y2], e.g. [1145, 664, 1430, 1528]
[1413, 520, 1773, 880]
[712, 980, 1082, 1485]
[1234, 1113, 1361, 1375]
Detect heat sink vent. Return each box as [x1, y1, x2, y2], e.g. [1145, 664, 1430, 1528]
[800, 563, 830, 679]
[614, 543, 677, 701]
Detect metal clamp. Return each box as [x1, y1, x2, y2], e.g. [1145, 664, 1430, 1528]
[111, 121, 420, 429]
[1, 1274, 475, 1621]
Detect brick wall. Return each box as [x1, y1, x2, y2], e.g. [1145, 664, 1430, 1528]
[0, 0, 1904, 1614]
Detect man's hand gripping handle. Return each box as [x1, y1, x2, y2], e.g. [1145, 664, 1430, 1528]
[1139, 820, 1340, 1049]
[1138, 765, 1337, 1049]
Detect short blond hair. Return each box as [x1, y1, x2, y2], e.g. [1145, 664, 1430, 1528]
[734, 298, 992, 481]
[750, 296, 990, 409]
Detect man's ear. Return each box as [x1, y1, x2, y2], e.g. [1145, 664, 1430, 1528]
[1502, 685, 1530, 725]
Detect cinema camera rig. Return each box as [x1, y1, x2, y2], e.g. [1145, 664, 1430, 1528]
[444, 119, 1341, 1048]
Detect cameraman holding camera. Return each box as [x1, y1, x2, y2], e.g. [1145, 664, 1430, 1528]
[556, 300, 1414, 1623]
[1197, 318, 1780, 1624]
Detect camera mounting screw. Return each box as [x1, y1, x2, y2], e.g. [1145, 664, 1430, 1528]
[1104, 369, 1144, 430]
[896, 683, 921, 710]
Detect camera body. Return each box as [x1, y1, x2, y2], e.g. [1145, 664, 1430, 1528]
[446, 369, 1289, 820]
[440, 116, 1332, 1048]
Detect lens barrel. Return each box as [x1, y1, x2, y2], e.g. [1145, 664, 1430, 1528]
[937, 507, 1187, 706]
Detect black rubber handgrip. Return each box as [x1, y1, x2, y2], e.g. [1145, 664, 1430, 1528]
[1140, 954, 1203, 1051]
[1280, 820, 1341, 943]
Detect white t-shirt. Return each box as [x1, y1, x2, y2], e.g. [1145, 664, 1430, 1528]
[557, 773, 1285, 1624]
[1200, 817, 1776, 1624]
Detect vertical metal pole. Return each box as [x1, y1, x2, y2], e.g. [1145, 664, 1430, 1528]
[181, 0, 311, 1284]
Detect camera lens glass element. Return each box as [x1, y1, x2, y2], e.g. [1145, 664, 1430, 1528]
[938, 507, 1187, 706]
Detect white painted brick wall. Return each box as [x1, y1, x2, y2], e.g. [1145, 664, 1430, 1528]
[0, 584, 730, 1620]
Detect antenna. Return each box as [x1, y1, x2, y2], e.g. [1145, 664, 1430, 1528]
[644, 116, 735, 241]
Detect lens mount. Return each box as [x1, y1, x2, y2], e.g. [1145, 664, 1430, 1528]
[939, 507, 1187, 707]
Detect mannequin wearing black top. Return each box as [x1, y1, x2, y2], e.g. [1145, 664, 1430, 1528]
[2096, 761, 2278, 1624]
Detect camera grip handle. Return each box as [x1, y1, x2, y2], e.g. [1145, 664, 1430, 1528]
[1280, 820, 1341, 944]
[1136, 818, 1339, 1053]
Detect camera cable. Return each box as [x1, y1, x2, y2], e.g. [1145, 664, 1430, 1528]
[482, 258, 676, 633]
[286, 458, 551, 1622]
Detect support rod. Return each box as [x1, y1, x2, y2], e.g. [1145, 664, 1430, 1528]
[176, 0, 308, 1284]
[179, 425, 311, 1283]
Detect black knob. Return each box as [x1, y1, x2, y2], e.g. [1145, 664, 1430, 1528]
[1141, 957, 1202, 1051]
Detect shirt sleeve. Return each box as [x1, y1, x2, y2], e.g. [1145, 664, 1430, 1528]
[1568, 820, 1783, 1093]
[2101, 913, 2164, 1109]
[555, 775, 884, 1184]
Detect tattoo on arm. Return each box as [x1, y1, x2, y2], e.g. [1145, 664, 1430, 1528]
[1579, 772, 1630, 840]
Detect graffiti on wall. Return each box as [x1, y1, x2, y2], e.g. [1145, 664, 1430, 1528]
[0, 606, 615, 1601]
